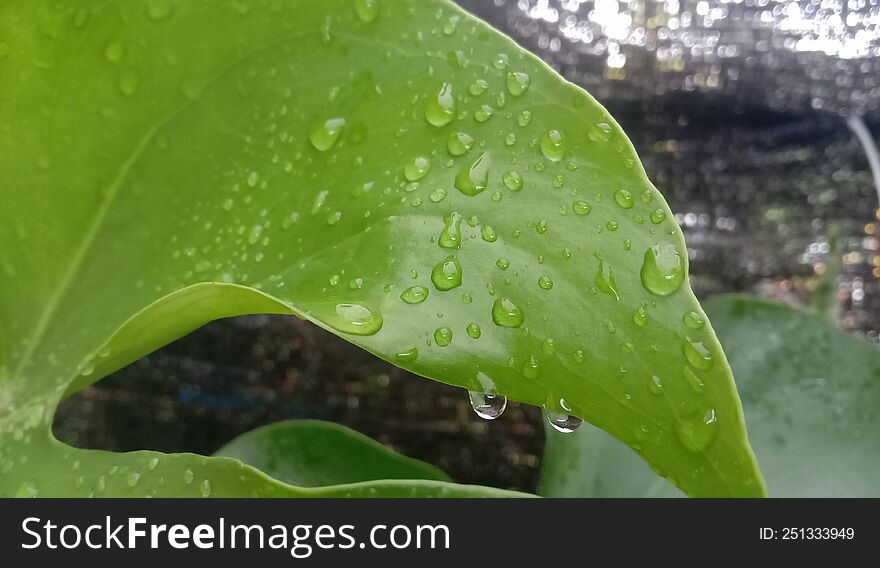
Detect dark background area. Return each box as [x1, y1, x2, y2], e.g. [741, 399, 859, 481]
[54, 0, 880, 493]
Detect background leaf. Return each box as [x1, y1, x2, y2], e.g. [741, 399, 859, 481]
[540, 296, 880, 497]
[215, 419, 451, 487]
[0, 0, 762, 496]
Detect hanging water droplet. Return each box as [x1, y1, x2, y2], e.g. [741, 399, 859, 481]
[404, 156, 431, 181]
[400, 285, 429, 304]
[326, 303, 384, 336]
[431, 256, 463, 290]
[353, 0, 379, 23]
[640, 243, 685, 296]
[491, 297, 524, 328]
[540, 129, 566, 162]
[502, 170, 523, 191]
[545, 410, 583, 433]
[683, 336, 713, 370]
[505, 71, 531, 97]
[614, 189, 634, 209]
[468, 391, 507, 420]
[447, 131, 474, 156]
[309, 117, 346, 151]
[438, 211, 463, 249]
[434, 327, 453, 347]
[676, 408, 719, 452]
[454, 153, 490, 196]
[425, 82, 456, 127]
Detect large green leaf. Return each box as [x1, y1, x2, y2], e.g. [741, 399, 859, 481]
[540, 296, 880, 497]
[215, 420, 451, 487]
[0, 0, 764, 497]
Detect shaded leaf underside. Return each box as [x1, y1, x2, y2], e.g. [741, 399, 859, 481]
[0, 0, 763, 496]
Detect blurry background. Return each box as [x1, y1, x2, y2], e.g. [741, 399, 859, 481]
[54, 0, 880, 493]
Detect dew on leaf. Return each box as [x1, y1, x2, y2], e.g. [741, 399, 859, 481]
[640, 243, 685, 296]
[438, 211, 463, 249]
[354, 0, 379, 23]
[540, 129, 566, 162]
[431, 256, 463, 290]
[676, 408, 719, 452]
[447, 131, 474, 156]
[425, 82, 456, 127]
[308, 117, 346, 151]
[454, 153, 490, 196]
[491, 297, 524, 328]
[400, 286, 429, 304]
[404, 156, 431, 181]
[466, 322, 482, 339]
[684, 337, 714, 371]
[614, 189, 634, 209]
[327, 303, 384, 336]
[506, 71, 530, 97]
[502, 170, 523, 192]
[434, 327, 453, 347]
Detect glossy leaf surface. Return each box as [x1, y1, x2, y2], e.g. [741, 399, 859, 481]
[0, 0, 762, 496]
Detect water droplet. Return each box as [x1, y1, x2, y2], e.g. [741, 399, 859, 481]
[126, 472, 141, 488]
[481, 224, 497, 242]
[595, 259, 619, 301]
[404, 156, 431, 181]
[183, 469, 194, 484]
[400, 286, 429, 304]
[447, 131, 474, 156]
[439, 211, 463, 249]
[474, 104, 494, 122]
[676, 408, 719, 452]
[425, 82, 456, 127]
[517, 110, 532, 126]
[683, 310, 705, 329]
[442, 14, 460, 35]
[650, 208, 667, 224]
[146, 0, 172, 20]
[454, 153, 490, 196]
[502, 170, 523, 192]
[309, 117, 346, 151]
[588, 122, 613, 142]
[468, 79, 488, 96]
[118, 69, 139, 96]
[506, 71, 531, 96]
[104, 40, 124, 63]
[572, 349, 585, 363]
[614, 189, 634, 209]
[468, 391, 507, 419]
[546, 410, 583, 433]
[540, 129, 566, 162]
[640, 243, 685, 296]
[683, 337, 713, 370]
[327, 303, 384, 336]
[633, 303, 648, 326]
[491, 297, 524, 328]
[466, 322, 482, 339]
[572, 200, 592, 215]
[683, 367, 706, 393]
[200, 478, 212, 497]
[648, 375, 664, 395]
[354, 0, 379, 23]
[395, 347, 419, 363]
[538, 275, 553, 290]
[431, 256, 463, 290]
[542, 337, 557, 354]
[434, 327, 453, 347]
[429, 188, 447, 203]
[221, 197, 234, 211]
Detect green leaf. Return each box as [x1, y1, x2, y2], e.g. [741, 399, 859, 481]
[215, 419, 451, 487]
[540, 296, 880, 497]
[0, 0, 763, 497]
